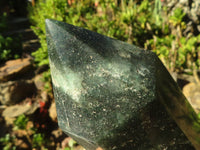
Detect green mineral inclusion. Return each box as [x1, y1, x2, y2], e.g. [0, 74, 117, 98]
[50, 62, 83, 102]
[50, 57, 136, 103]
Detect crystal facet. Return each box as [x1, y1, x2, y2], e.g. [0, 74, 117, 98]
[46, 19, 199, 150]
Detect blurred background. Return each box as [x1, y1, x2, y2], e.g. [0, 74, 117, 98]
[0, 0, 200, 149]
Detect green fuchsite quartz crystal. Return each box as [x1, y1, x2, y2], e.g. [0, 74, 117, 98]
[46, 19, 200, 150]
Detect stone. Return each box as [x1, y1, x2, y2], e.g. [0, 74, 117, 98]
[46, 19, 199, 150]
[34, 74, 45, 91]
[74, 145, 86, 150]
[2, 102, 39, 118]
[183, 82, 200, 113]
[51, 128, 64, 139]
[61, 137, 74, 149]
[0, 105, 6, 114]
[163, 0, 200, 24]
[15, 139, 29, 149]
[0, 80, 36, 105]
[49, 102, 57, 122]
[62, 137, 85, 150]
[0, 58, 33, 82]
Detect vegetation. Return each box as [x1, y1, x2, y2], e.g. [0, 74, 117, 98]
[0, 115, 47, 150]
[0, 13, 22, 63]
[146, 8, 200, 73]
[29, 0, 200, 75]
[0, 114, 79, 150]
[0, 134, 16, 150]
[0, 34, 22, 62]
[29, 0, 163, 66]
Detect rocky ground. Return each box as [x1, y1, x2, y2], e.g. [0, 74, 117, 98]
[0, 14, 86, 149]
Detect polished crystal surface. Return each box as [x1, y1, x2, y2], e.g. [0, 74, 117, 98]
[46, 19, 199, 150]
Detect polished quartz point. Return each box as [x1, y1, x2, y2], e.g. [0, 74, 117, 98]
[46, 19, 199, 150]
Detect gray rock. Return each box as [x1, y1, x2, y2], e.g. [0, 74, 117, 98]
[164, 0, 200, 24]
[183, 82, 200, 114]
[0, 80, 36, 105]
[0, 58, 33, 82]
[33, 74, 45, 91]
[2, 102, 39, 118]
[46, 19, 198, 150]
